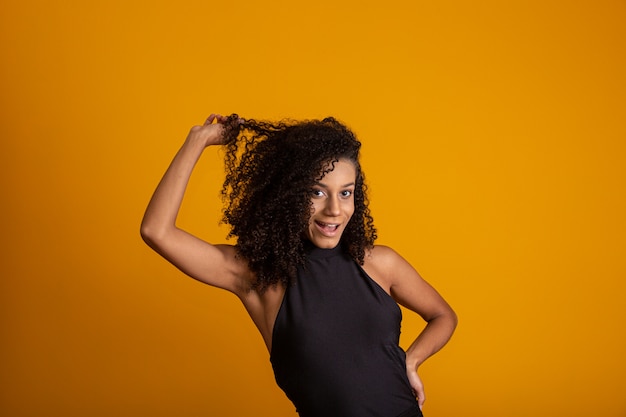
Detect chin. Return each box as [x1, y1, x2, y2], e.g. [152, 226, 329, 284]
[306, 234, 342, 249]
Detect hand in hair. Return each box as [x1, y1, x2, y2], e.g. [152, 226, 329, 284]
[186, 113, 230, 148]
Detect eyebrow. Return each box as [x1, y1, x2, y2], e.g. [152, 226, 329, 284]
[315, 182, 355, 188]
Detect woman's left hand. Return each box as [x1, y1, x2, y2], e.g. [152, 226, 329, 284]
[407, 367, 425, 410]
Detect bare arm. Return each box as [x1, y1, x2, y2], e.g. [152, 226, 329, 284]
[365, 246, 457, 409]
[140, 114, 249, 294]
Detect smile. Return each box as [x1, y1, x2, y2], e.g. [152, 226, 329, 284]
[315, 221, 340, 235]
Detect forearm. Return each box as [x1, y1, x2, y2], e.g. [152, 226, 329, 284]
[140, 136, 208, 243]
[405, 310, 457, 370]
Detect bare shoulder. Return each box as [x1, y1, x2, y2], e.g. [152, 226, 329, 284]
[363, 245, 409, 273]
[365, 244, 404, 261]
[366, 245, 454, 321]
[362, 245, 408, 293]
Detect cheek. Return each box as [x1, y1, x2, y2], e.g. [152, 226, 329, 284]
[345, 202, 355, 219]
[308, 202, 318, 221]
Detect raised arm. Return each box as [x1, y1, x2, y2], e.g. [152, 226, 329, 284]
[140, 114, 249, 294]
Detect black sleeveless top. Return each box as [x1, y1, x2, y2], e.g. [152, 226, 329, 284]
[270, 243, 421, 417]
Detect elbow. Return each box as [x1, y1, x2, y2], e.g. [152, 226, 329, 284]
[140, 222, 155, 247]
[445, 306, 459, 336]
[450, 308, 459, 331]
[444, 303, 459, 328]
[140, 219, 165, 249]
[429, 305, 458, 333]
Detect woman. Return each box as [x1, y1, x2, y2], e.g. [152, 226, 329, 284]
[141, 114, 457, 417]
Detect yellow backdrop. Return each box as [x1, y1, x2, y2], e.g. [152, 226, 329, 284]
[1, 1, 624, 416]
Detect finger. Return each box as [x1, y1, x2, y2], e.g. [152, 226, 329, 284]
[416, 387, 426, 410]
[204, 114, 216, 126]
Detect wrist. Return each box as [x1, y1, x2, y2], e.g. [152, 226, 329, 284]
[405, 350, 424, 371]
[183, 133, 211, 153]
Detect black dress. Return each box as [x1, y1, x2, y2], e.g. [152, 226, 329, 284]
[271, 242, 422, 417]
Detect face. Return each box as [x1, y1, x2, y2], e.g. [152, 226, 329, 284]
[305, 159, 356, 249]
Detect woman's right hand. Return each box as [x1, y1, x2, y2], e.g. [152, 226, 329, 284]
[186, 113, 229, 147]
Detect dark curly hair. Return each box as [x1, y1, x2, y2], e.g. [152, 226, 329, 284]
[220, 114, 377, 292]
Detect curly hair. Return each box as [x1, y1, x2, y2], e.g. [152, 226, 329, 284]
[220, 114, 377, 292]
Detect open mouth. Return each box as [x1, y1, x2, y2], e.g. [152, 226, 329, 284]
[315, 221, 340, 235]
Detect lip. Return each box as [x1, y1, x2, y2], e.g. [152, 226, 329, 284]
[314, 220, 341, 237]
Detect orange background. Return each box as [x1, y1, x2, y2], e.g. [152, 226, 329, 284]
[1, 1, 625, 416]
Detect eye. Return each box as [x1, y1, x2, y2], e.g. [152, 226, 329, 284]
[311, 189, 325, 198]
[340, 190, 353, 198]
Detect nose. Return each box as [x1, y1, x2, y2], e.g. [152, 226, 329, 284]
[324, 195, 341, 217]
